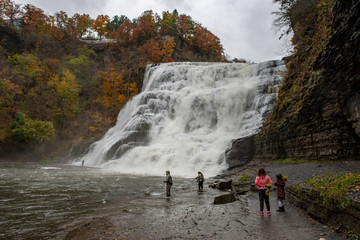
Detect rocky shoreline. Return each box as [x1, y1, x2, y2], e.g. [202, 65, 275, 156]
[57, 161, 360, 240]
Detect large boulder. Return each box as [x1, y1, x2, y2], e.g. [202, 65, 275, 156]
[218, 179, 232, 190]
[225, 135, 255, 169]
[213, 193, 236, 205]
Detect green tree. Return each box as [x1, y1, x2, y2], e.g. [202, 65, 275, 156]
[106, 15, 129, 32]
[10, 112, 55, 143]
[8, 53, 44, 87]
[64, 48, 98, 96]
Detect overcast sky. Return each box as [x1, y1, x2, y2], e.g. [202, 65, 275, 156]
[14, 0, 288, 62]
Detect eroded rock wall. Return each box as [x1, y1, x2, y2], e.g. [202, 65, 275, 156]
[254, 0, 360, 162]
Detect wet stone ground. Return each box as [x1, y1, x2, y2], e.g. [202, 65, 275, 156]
[58, 176, 346, 240]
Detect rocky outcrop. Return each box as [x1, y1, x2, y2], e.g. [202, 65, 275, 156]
[287, 185, 360, 235]
[253, 0, 360, 162]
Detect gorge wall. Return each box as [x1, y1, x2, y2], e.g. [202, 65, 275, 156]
[252, 0, 360, 162]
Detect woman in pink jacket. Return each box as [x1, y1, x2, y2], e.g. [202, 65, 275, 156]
[255, 168, 272, 216]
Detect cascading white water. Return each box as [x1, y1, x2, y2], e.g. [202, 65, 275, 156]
[80, 61, 285, 177]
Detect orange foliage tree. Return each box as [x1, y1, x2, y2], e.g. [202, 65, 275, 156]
[193, 24, 223, 60]
[93, 14, 109, 39]
[70, 13, 93, 38]
[99, 66, 127, 111]
[139, 38, 162, 64]
[22, 4, 49, 33]
[133, 10, 156, 44]
[117, 20, 133, 45]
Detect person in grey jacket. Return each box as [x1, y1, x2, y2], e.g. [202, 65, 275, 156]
[164, 170, 173, 197]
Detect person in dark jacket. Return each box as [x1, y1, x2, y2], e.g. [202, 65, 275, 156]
[275, 173, 286, 212]
[195, 171, 204, 192]
[164, 170, 172, 197]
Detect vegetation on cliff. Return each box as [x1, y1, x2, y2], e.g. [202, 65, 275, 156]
[0, 0, 224, 160]
[267, 0, 336, 132]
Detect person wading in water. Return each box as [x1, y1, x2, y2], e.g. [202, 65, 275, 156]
[164, 170, 173, 197]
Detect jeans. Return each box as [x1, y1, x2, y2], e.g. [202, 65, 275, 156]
[198, 181, 203, 191]
[258, 189, 270, 212]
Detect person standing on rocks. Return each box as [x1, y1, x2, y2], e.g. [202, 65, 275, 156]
[195, 171, 204, 192]
[255, 168, 272, 216]
[164, 170, 173, 197]
[275, 173, 286, 212]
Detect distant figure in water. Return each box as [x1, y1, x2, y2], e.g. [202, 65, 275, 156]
[81, 160, 84, 166]
[195, 171, 204, 192]
[275, 173, 286, 212]
[164, 170, 173, 197]
[255, 168, 272, 216]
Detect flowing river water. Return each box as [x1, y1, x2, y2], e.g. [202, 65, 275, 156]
[0, 162, 194, 239]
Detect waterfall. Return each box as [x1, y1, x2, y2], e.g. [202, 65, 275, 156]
[80, 61, 285, 177]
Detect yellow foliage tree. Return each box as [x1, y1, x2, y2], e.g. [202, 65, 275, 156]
[162, 37, 176, 63]
[48, 69, 80, 125]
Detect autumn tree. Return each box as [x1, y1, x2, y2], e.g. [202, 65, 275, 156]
[0, 74, 22, 141]
[0, 0, 11, 22]
[192, 24, 223, 60]
[54, 10, 68, 35]
[139, 38, 162, 64]
[99, 65, 126, 113]
[22, 4, 49, 33]
[42, 58, 60, 82]
[93, 14, 109, 39]
[133, 10, 156, 44]
[3, 0, 21, 27]
[48, 69, 81, 127]
[176, 14, 194, 41]
[162, 37, 176, 63]
[69, 13, 93, 38]
[117, 20, 133, 45]
[160, 10, 178, 36]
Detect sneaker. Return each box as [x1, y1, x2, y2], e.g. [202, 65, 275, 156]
[259, 211, 264, 216]
[267, 211, 271, 216]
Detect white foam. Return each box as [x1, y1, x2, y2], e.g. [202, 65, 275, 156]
[80, 61, 285, 177]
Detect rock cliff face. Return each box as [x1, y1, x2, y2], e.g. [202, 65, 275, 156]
[252, 0, 360, 162]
